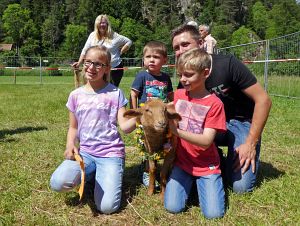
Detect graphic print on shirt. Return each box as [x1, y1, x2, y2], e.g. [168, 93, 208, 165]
[145, 80, 168, 102]
[175, 99, 211, 134]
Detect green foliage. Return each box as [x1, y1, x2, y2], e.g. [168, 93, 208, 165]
[266, 0, 300, 38]
[2, 4, 31, 48]
[1, 0, 300, 57]
[120, 17, 153, 57]
[251, 1, 269, 39]
[212, 24, 235, 48]
[231, 26, 255, 46]
[61, 24, 87, 59]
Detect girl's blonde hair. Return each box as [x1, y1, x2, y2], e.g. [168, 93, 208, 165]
[176, 48, 211, 74]
[84, 46, 111, 82]
[94, 14, 114, 43]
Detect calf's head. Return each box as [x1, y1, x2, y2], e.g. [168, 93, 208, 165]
[124, 99, 181, 132]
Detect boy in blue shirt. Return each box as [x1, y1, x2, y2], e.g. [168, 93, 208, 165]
[130, 40, 173, 186]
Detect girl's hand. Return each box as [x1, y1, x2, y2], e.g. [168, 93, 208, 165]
[71, 62, 80, 69]
[64, 146, 78, 160]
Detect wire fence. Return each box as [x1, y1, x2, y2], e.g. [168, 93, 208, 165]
[0, 32, 299, 98]
[217, 31, 300, 99]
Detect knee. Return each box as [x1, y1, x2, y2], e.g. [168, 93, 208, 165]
[164, 200, 185, 214]
[49, 174, 74, 192]
[232, 182, 254, 194]
[202, 208, 225, 219]
[95, 200, 120, 214]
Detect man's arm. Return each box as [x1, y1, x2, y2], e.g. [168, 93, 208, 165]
[234, 82, 272, 174]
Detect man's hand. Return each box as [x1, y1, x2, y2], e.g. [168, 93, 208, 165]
[233, 142, 256, 174]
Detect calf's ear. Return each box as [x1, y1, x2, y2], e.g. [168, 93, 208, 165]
[123, 109, 143, 118]
[166, 103, 182, 120]
[167, 111, 182, 120]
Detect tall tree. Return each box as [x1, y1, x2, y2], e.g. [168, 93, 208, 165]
[2, 4, 31, 54]
[266, 0, 300, 38]
[251, 1, 268, 39]
[41, 3, 65, 56]
[61, 24, 87, 59]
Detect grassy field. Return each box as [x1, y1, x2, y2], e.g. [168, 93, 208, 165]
[0, 76, 299, 225]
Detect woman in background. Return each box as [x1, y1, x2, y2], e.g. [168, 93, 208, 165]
[72, 14, 132, 87]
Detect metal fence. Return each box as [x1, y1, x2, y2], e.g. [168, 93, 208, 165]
[217, 31, 300, 99]
[0, 32, 299, 99]
[0, 54, 176, 86]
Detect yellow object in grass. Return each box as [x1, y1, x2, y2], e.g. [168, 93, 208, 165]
[74, 154, 85, 200]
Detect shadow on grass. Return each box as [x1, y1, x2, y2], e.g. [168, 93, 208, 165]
[64, 162, 142, 216]
[0, 126, 48, 142]
[256, 161, 285, 187]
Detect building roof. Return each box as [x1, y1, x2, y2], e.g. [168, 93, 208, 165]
[0, 44, 13, 51]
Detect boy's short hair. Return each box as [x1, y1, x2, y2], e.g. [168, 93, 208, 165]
[143, 41, 168, 58]
[176, 48, 211, 74]
[171, 24, 200, 43]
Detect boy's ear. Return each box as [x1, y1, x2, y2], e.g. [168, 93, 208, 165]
[204, 68, 210, 78]
[163, 56, 168, 64]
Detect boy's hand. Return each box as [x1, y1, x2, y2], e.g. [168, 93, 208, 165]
[64, 146, 79, 160]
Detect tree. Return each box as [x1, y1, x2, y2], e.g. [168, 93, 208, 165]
[61, 24, 87, 59]
[120, 17, 153, 57]
[251, 1, 268, 39]
[266, 0, 300, 38]
[41, 3, 65, 56]
[2, 4, 32, 54]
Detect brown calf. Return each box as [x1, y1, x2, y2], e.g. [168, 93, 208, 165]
[124, 99, 181, 200]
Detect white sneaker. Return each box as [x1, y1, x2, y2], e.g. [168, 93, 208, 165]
[142, 172, 160, 189]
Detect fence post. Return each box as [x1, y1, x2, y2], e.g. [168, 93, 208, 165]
[14, 68, 16, 84]
[39, 57, 42, 85]
[264, 39, 269, 92]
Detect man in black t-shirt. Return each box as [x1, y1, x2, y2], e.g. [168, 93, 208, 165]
[170, 24, 272, 194]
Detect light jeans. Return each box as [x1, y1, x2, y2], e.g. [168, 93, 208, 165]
[217, 119, 261, 193]
[164, 166, 225, 219]
[50, 151, 124, 214]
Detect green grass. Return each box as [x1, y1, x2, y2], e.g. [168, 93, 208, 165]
[0, 77, 300, 225]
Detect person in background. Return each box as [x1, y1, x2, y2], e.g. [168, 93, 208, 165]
[72, 14, 132, 87]
[130, 40, 173, 187]
[171, 24, 272, 194]
[164, 48, 226, 219]
[198, 24, 217, 54]
[50, 46, 137, 214]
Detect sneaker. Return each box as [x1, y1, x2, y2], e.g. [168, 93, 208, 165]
[142, 172, 160, 189]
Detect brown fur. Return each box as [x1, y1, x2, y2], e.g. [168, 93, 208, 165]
[124, 99, 181, 200]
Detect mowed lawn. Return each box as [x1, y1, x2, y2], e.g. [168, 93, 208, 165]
[0, 76, 299, 225]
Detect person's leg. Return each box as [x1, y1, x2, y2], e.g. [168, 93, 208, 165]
[196, 174, 225, 219]
[93, 157, 125, 214]
[226, 119, 261, 193]
[110, 62, 124, 87]
[50, 152, 96, 192]
[164, 166, 193, 213]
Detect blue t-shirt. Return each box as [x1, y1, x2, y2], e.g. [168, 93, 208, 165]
[131, 70, 173, 104]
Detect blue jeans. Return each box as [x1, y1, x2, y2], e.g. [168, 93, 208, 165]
[164, 166, 225, 219]
[50, 152, 124, 214]
[217, 119, 261, 193]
